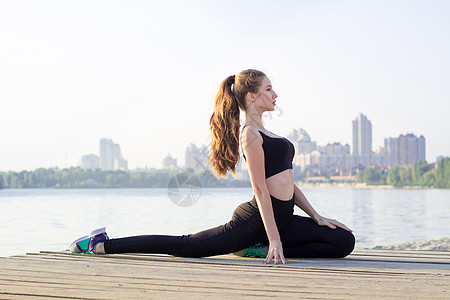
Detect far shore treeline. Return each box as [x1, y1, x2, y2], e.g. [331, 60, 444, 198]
[0, 157, 449, 189]
[0, 168, 250, 189]
[355, 157, 450, 188]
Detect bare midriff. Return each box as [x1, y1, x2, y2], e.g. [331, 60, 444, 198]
[266, 169, 295, 201]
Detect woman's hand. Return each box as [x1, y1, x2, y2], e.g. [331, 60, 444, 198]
[315, 216, 353, 232]
[263, 240, 286, 264]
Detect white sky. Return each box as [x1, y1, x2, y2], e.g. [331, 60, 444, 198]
[1, 0, 449, 171]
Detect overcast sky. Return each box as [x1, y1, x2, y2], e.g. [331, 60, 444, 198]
[1, 0, 449, 171]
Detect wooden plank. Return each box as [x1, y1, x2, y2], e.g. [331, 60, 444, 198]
[353, 249, 450, 257]
[352, 249, 450, 260]
[32, 250, 450, 271]
[39, 249, 450, 265]
[0, 250, 449, 299]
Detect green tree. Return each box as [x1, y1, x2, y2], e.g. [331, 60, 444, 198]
[4, 172, 12, 188]
[399, 165, 413, 186]
[387, 166, 401, 186]
[422, 170, 436, 187]
[413, 160, 430, 186]
[436, 157, 450, 188]
[27, 172, 36, 187]
[0, 172, 4, 188]
[45, 168, 57, 187]
[34, 168, 47, 187]
[104, 171, 130, 187]
[446, 158, 450, 188]
[7, 172, 21, 188]
[356, 171, 364, 183]
[130, 172, 145, 188]
[363, 168, 382, 185]
[196, 169, 217, 186]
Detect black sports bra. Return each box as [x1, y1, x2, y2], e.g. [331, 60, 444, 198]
[242, 127, 295, 179]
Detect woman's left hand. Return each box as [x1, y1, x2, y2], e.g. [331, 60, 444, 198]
[315, 216, 353, 232]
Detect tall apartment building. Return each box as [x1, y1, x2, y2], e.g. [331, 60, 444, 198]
[384, 134, 425, 166]
[162, 153, 178, 170]
[81, 154, 99, 170]
[294, 120, 381, 174]
[318, 143, 350, 155]
[297, 142, 350, 174]
[99, 138, 128, 171]
[290, 128, 352, 174]
[352, 113, 372, 154]
[185, 143, 210, 171]
[287, 128, 317, 155]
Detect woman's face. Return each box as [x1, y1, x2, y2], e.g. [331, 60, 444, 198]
[254, 76, 278, 112]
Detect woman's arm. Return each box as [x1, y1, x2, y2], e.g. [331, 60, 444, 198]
[294, 184, 352, 232]
[293, 184, 320, 222]
[242, 127, 286, 264]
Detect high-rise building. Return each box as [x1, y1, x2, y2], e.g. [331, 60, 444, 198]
[185, 143, 210, 171]
[352, 113, 372, 155]
[384, 133, 425, 166]
[163, 153, 178, 170]
[81, 154, 99, 170]
[384, 137, 398, 166]
[287, 128, 317, 169]
[99, 138, 128, 171]
[287, 128, 317, 154]
[318, 142, 350, 155]
[99, 139, 115, 171]
[293, 131, 352, 174]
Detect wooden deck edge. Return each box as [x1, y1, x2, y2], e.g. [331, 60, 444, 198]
[353, 249, 450, 256]
[17, 249, 447, 269]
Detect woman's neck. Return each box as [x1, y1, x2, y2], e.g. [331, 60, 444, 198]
[244, 112, 264, 129]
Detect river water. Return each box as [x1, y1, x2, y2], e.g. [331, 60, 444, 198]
[0, 187, 448, 257]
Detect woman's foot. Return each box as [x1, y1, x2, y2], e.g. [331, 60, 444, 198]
[70, 227, 109, 254]
[93, 242, 106, 254]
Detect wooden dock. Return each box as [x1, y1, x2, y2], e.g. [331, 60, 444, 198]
[1, 249, 449, 299]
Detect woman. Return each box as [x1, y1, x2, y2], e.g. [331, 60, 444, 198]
[70, 69, 355, 264]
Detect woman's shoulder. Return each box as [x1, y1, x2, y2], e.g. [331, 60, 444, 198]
[241, 125, 260, 135]
[241, 126, 263, 148]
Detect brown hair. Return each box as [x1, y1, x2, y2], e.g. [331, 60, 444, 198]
[209, 69, 266, 177]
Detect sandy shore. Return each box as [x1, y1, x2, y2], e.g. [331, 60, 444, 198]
[300, 183, 434, 189]
[369, 237, 450, 251]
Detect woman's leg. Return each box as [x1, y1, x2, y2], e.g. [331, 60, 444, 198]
[279, 215, 355, 258]
[104, 221, 265, 257]
[104, 200, 268, 257]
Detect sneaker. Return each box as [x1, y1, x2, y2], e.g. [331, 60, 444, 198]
[70, 227, 109, 254]
[233, 243, 268, 258]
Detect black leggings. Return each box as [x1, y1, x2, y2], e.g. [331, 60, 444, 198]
[104, 194, 355, 258]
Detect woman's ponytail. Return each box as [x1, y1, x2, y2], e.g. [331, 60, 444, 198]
[209, 75, 240, 177]
[209, 69, 266, 177]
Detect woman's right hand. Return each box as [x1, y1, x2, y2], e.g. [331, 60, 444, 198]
[263, 240, 286, 264]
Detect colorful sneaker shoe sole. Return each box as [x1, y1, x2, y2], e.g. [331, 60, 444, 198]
[233, 243, 268, 258]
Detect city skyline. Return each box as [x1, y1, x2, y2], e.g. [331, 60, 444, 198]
[82, 111, 426, 175]
[81, 138, 128, 171]
[1, 1, 449, 172]
[0, 112, 440, 172]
